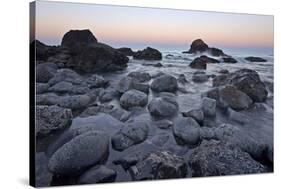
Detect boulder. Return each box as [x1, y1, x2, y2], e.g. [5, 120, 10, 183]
[245, 56, 267, 62]
[151, 74, 178, 92]
[120, 89, 148, 110]
[209, 47, 225, 57]
[36, 93, 59, 105]
[178, 74, 188, 84]
[218, 69, 229, 74]
[218, 85, 253, 110]
[66, 42, 129, 72]
[32, 40, 58, 61]
[148, 96, 179, 117]
[116, 47, 135, 56]
[48, 81, 73, 93]
[58, 94, 91, 110]
[133, 47, 162, 60]
[36, 63, 58, 83]
[182, 109, 204, 125]
[189, 55, 219, 69]
[189, 140, 265, 177]
[116, 76, 150, 94]
[36, 105, 72, 137]
[223, 57, 237, 63]
[48, 68, 82, 86]
[202, 97, 216, 117]
[150, 134, 170, 147]
[84, 74, 109, 88]
[35, 152, 53, 187]
[78, 165, 116, 184]
[112, 120, 149, 151]
[192, 71, 209, 82]
[173, 117, 201, 145]
[127, 71, 151, 83]
[227, 108, 249, 124]
[79, 104, 113, 117]
[185, 39, 209, 54]
[129, 151, 187, 180]
[155, 119, 173, 129]
[48, 131, 109, 176]
[213, 69, 268, 102]
[36, 83, 50, 94]
[98, 88, 117, 103]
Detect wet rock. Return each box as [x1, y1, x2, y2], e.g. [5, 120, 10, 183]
[36, 63, 58, 83]
[189, 55, 219, 69]
[189, 140, 265, 177]
[178, 74, 188, 84]
[48, 68, 82, 86]
[36, 83, 50, 94]
[173, 117, 201, 145]
[84, 74, 109, 88]
[112, 120, 149, 151]
[202, 97, 216, 117]
[218, 85, 253, 110]
[78, 165, 116, 184]
[36, 105, 72, 137]
[116, 76, 150, 94]
[223, 57, 237, 63]
[245, 56, 267, 62]
[209, 47, 225, 57]
[120, 89, 148, 110]
[148, 96, 179, 117]
[35, 152, 53, 187]
[133, 47, 162, 60]
[36, 93, 59, 105]
[185, 39, 209, 54]
[48, 131, 109, 176]
[182, 109, 204, 125]
[116, 47, 135, 56]
[79, 104, 114, 117]
[212, 74, 228, 86]
[109, 107, 131, 122]
[129, 151, 187, 180]
[150, 134, 170, 147]
[227, 108, 249, 124]
[218, 69, 229, 74]
[127, 71, 151, 83]
[71, 85, 90, 95]
[98, 88, 117, 103]
[155, 119, 173, 129]
[199, 127, 216, 140]
[151, 74, 178, 92]
[58, 95, 91, 110]
[192, 71, 209, 82]
[213, 69, 268, 102]
[48, 81, 73, 93]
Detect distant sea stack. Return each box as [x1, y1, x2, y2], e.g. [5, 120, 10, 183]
[133, 47, 162, 60]
[245, 56, 267, 62]
[34, 29, 129, 73]
[183, 39, 227, 57]
[116, 47, 135, 56]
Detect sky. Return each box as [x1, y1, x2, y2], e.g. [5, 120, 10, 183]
[35, 0, 274, 52]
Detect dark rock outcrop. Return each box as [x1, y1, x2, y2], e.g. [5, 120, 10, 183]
[36, 63, 58, 83]
[151, 74, 178, 92]
[120, 89, 148, 110]
[148, 95, 179, 117]
[116, 47, 135, 56]
[223, 57, 237, 63]
[189, 140, 266, 177]
[133, 47, 162, 60]
[192, 71, 209, 82]
[129, 151, 187, 180]
[245, 56, 267, 62]
[189, 55, 219, 69]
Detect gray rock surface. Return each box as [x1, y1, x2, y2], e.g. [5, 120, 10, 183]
[120, 89, 148, 110]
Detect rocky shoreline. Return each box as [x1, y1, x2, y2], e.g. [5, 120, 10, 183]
[34, 29, 273, 187]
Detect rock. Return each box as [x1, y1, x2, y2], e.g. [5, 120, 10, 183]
[151, 74, 178, 92]
[79, 104, 114, 117]
[199, 127, 216, 140]
[227, 108, 249, 124]
[223, 57, 237, 63]
[120, 89, 148, 110]
[142, 62, 163, 67]
[148, 96, 179, 117]
[173, 117, 201, 145]
[182, 109, 204, 125]
[61, 29, 97, 53]
[218, 69, 229, 74]
[58, 95, 91, 110]
[36, 93, 59, 105]
[71, 86, 90, 95]
[35, 152, 53, 187]
[178, 74, 188, 84]
[78, 165, 116, 184]
[133, 47, 162, 60]
[150, 134, 170, 147]
[109, 107, 131, 122]
[36, 83, 50, 94]
[66, 42, 129, 72]
[218, 85, 253, 110]
[185, 39, 209, 54]
[202, 97, 216, 117]
[48, 131, 109, 176]
[112, 120, 149, 151]
[129, 151, 187, 180]
[189, 55, 219, 69]
[155, 119, 173, 129]
[98, 88, 117, 103]
[48, 68, 82, 86]
[116, 47, 135, 56]
[127, 71, 151, 82]
[209, 47, 225, 57]
[116, 76, 150, 94]
[48, 81, 73, 93]
[32, 40, 56, 61]
[213, 69, 268, 102]
[189, 140, 265, 177]
[192, 71, 209, 82]
[36, 63, 58, 83]
[36, 105, 72, 137]
[84, 74, 109, 88]
[245, 56, 267, 62]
